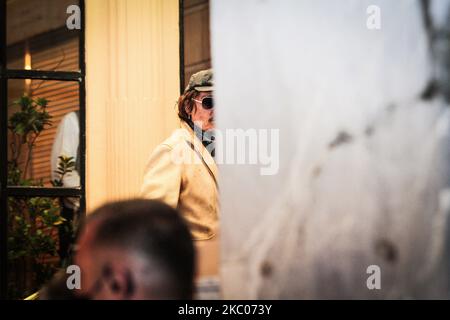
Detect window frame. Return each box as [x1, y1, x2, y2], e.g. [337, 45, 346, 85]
[0, 0, 86, 299]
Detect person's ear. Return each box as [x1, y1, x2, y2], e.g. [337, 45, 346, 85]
[184, 103, 193, 120]
[190, 99, 197, 114]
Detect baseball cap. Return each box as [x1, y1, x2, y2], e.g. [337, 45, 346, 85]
[184, 69, 214, 93]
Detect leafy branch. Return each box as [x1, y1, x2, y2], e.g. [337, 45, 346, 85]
[8, 96, 52, 180]
[6, 94, 70, 299]
[51, 156, 76, 187]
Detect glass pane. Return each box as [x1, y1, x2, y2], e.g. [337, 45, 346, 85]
[7, 79, 80, 188]
[183, 0, 212, 89]
[7, 196, 81, 299]
[7, 0, 80, 71]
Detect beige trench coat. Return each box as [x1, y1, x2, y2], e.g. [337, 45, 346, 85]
[141, 121, 219, 240]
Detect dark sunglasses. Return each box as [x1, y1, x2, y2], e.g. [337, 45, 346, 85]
[193, 96, 214, 110]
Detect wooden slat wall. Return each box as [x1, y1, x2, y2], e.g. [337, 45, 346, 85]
[85, 0, 180, 212]
[7, 0, 78, 46]
[29, 38, 79, 186]
[30, 38, 79, 72]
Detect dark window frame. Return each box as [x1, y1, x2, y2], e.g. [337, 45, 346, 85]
[179, 0, 185, 95]
[0, 0, 86, 299]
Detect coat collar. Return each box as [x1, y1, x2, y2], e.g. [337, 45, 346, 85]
[180, 121, 219, 185]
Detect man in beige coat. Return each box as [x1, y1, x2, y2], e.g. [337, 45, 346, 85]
[141, 69, 219, 240]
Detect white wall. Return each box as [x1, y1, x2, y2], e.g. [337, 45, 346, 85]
[212, 0, 450, 299]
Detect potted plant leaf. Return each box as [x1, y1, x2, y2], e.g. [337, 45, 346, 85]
[7, 95, 75, 299]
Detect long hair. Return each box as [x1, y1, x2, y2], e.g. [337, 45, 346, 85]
[177, 89, 199, 123]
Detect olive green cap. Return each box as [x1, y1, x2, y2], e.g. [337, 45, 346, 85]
[184, 69, 214, 93]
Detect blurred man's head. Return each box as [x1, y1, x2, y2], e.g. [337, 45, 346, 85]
[74, 199, 196, 300]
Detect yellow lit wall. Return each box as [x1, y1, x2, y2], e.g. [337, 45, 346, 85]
[85, 0, 180, 212]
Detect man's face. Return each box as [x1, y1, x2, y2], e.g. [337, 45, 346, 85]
[75, 235, 128, 300]
[73, 220, 103, 297]
[75, 243, 154, 300]
[191, 91, 214, 131]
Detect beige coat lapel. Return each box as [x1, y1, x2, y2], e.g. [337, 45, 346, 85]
[180, 121, 219, 186]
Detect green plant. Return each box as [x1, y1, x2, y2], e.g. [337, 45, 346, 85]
[6, 95, 74, 299]
[8, 96, 52, 180]
[51, 156, 77, 187]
